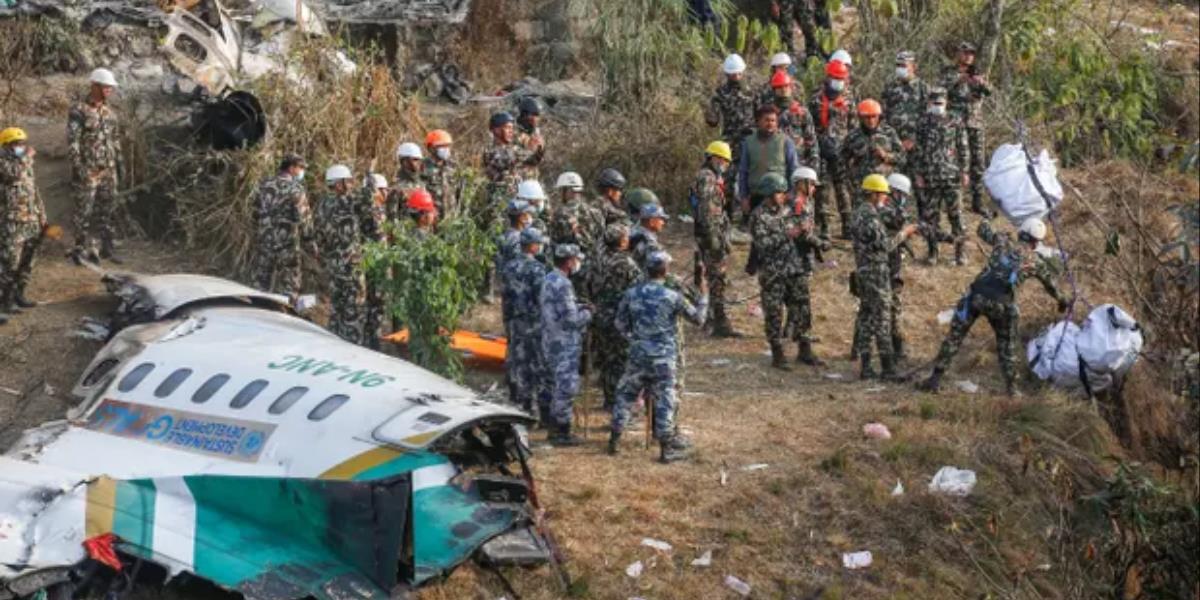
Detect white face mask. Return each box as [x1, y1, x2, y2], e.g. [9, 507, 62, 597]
[12, 145, 27, 158]
[895, 66, 909, 79]
[828, 80, 845, 92]
[295, 169, 305, 180]
[570, 259, 583, 275]
[435, 147, 451, 161]
[929, 105, 946, 116]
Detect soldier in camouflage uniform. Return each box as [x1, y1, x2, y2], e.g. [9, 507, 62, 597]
[315, 165, 379, 346]
[363, 173, 390, 349]
[0, 128, 45, 325]
[550, 172, 603, 298]
[940, 42, 993, 215]
[540, 244, 592, 445]
[840, 99, 905, 206]
[881, 51, 929, 162]
[611, 251, 708, 462]
[423, 130, 459, 218]
[503, 228, 551, 414]
[691, 141, 740, 337]
[387, 142, 427, 223]
[751, 173, 821, 369]
[883, 174, 914, 361]
[770, 1, 823, 60]
[851, 175, 919, 380]
[595, 168, 630, 229]
[629, 200, 668, 270]
[515, 97, 546, 182]
[250, 153, 311, 297]
[67, 68, 123, 264]
[789, 166, 826, 365]
[705, 54, 755, 218]
[591, 224, 642, 410]
[810, 59, 855, 240]
[769, 72, 820, 172]
[482, 113, 543, 300]
[497, 200, 536, 338]
[913, 87, 970, 265]
[405, 188, 439, 236]
[919, 218, 1069, 396]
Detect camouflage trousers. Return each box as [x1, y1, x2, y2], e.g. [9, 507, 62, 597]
[918, 183, 964, 256]
[548, 351, 583, 426]
[760, 271, 811, 344]
[723, 139, 743, 220]
[507, 318, 550, 412]
[612, 354, 677, 440]
[850, 279, 904, 359]
[364, 280, 385, 350]
[852, 268, 893, 359]
[0, 225, 40, 303]
[327, 268, 367, 345]
[699, 250, 731, 327]
[966, 127, 986, 211]
[931, 292, 1019, 387]
[776, 0, 821, 57]
[72, 170, 118, 255]
[251, 244, 302, 297]
[817, 165, 851, 239]
[593, 318, 629, 407]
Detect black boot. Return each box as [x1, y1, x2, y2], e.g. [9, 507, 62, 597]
[892, 333, 907, 363]
[659, 434, 690, 463]
[880, 353, 909, 382]
[0, 292, 11, 325]
[100, 241, 124, 265]
[606, 431, 620, 455]
[797, 339, 825, 366]
[953, 241, 966, 266]
[860, 352, 877, 379]
[924, 236, 939, 265]
[710, 312, 743, 338]
[548, 423, 582, 447]
[536, 406, 552, 430]
[13, 288, 37, 309]
[770, 342, 792, 371]
[917, 368, 944, 393]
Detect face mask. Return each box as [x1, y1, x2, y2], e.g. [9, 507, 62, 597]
[435, 147, 451, 161]
[827, 80, 845, 94]
[929, 105, 946, 116]
[895, 67, 909, 79]
[12, 146, 26, 158]
[569, 259, 583, 275]
[295, 169, 305, 180]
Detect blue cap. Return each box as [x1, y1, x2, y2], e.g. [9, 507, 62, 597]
[489, 111, 514, 129]
[639, 204, 669, 220]
[553, 243, 582, 259]
[520, 227, 546, 245]
[646, 250, 672, 269]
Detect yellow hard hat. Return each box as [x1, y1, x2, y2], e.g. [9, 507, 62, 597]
[0, 128, 27, 146]
[861, 173, 890, 193]
[705, 140, 732, 161]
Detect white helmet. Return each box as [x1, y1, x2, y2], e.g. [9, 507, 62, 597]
[516, 179, 547, 201]
[1019, 218, 1047, 241]
[324, 164, 352, 183]
[830, 49, 852, 66]
[770, 52, 793, 67]
[790, 166, 818, 183]
[722, 53, 746, 75]
[555, 171, 584, 191]
[369, 173, 388, 189]
[89, 68, 119, 87]
[395, 142, 423, 160]
[886, 173, 912, 196]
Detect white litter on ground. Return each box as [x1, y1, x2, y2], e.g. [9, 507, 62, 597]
[842, 550, 873, 569]
[640, 538, 672, 553]
[955, 380, 980, 394]
[691, 550, 713, 567]
[625, 561, 643, 578]
[929, 466, 977, 496]
[724, 574, 752, 596]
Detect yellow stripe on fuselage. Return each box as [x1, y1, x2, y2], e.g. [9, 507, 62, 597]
[84, 476, 117, 538]
[318, 446, 404, 480]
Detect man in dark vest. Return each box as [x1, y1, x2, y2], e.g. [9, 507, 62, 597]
[737, 104, 799, 226]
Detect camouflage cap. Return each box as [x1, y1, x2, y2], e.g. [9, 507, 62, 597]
[604, 223, 629, 246]
[895, 50, 915, 63]
[553, 243, 583, 259]
[928, 86, 948, 101]
[958, 41, 977, 53]
[520, 227, 546, 245]
[646, 250, 672, 270]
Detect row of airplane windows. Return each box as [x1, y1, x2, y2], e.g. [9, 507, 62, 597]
[115, 362, 348, 421]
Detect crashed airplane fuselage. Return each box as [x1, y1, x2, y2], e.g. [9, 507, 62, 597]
[0, 274, 548, 600]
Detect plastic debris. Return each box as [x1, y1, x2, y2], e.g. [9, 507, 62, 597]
[719, 468, 728, 486]
[708, 358, 732, 367]
[864, 385, 886, 393]
[625, 560, 643, 578]
[691, 550, 713, 567]
[724, 574, 752, 596]
[741, 463, 769, 472]
[955, 380, 979, 394]
[983, 144, 1062, 225]
[677, 214, 695, 224]
[294, 294, 318, 311]
[842, 550, 873, 569]
[929, 466, 977, 497]
[823, 372, 844, 380]
[937, 309, 954, 324]
[640, 538, 672, 553]
[862, 423, 891, 440]
[891, 480, 905, 496]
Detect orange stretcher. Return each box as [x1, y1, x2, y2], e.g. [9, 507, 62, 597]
[384, 329, 508, 370]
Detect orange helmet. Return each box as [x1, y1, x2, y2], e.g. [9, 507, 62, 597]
[825, 60, 849, 80]
[857, 99, 882, 117]
[406, 188, 435, 212]
[770, 70, 792, 89]
[425, 129, 452, 147]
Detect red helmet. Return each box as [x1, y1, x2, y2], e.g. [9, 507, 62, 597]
[770, 70, 792, 89]
[406, 188, 435, 212]
[825, 59, 849, 80]
[857, 99, 882, 116]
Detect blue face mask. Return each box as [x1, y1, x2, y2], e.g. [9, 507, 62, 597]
[12, 146, 27, 158]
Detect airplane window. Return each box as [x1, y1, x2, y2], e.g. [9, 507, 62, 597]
[308, 394, 349, 421]
[192, 374, 230, 404]
[154, 368, 193, 398]
[230, 379, 269, 409]
[116, 363, 155, 393]
[268, 386, 309, 415]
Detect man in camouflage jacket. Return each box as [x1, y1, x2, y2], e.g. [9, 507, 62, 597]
[67, 70, 122, 264]
[0, 129, 45, 325]
[939, 42, 993, 215]
[809, 61, 856, 240]
[251, 153, 312, 298]
[540, 244, 592, 445]
[591, 224, 643, 410]
[315, 167, 379, 346]
[751, 173, 811, 369]
[690, 144, 740, 337]
[840, 100, 904, 206]
[913, 87, 970, 265]
[705, 60, 756, 215]
[504, 227, 551, 415]
[881, 51, 929, 162]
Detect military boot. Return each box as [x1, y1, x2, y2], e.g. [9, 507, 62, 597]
[880, 353, 909, 382]
[917, 368, 944, 393]
[770, 342, 793, 371]
[536, 406, 552, 430]
[606, 431, 621, 455]
[797, 339, 826, 366]
[859, 352, 877, 380]
[710, 310, 743, 338]
[892, 332, 907, 363]
[953, 241, 967, 266]
[924, 237, 939, 266]
[658, 435, 691, 463]
[548, 423, 582, 447]
[100, 240, 124, 265]
[13, 290, 37, 309]
[0, 291, 12, 326]
[839, 213, 853, 240]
